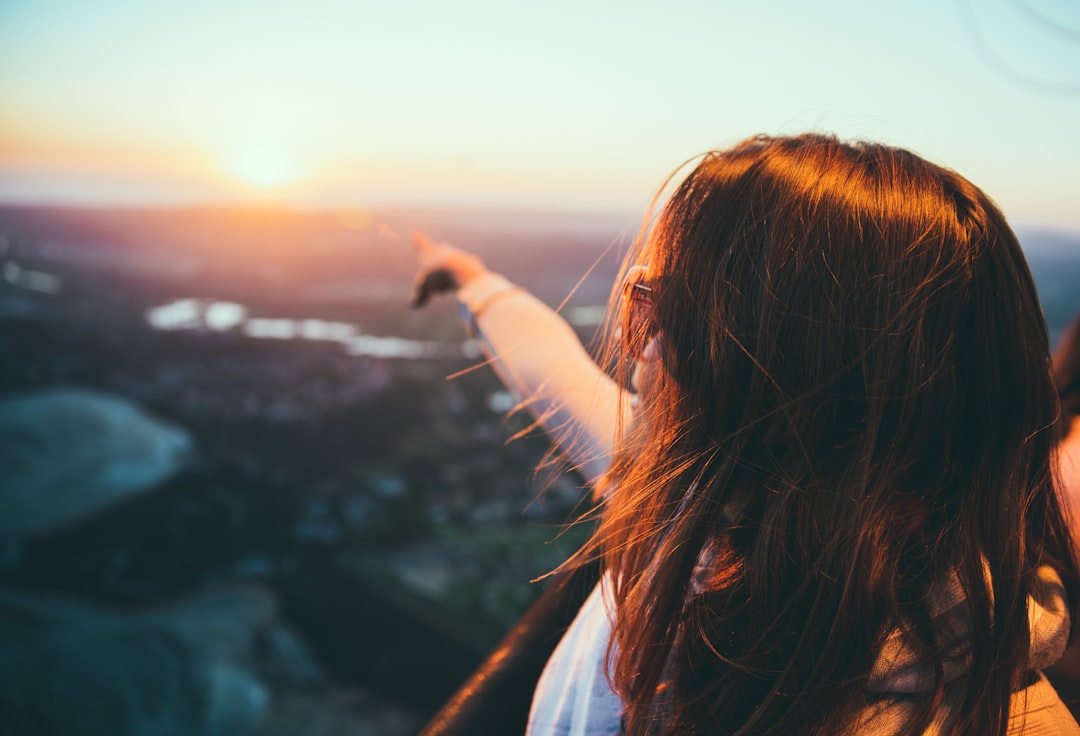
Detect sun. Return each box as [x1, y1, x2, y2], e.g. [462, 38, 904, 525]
[224, 143, 299, 190]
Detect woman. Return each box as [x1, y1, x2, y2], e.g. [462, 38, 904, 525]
[413, 133, 1080, 735]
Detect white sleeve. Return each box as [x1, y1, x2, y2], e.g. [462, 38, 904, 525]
[457, 273, 630, 484]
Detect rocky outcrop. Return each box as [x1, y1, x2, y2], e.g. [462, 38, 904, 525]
[0, 388, 191, 539]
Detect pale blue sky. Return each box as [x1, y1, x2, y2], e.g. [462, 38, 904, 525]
[1, 0, 1078, 229]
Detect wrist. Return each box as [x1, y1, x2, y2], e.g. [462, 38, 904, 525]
[454, 264, 491, 290]
[458, 273, 520, 317]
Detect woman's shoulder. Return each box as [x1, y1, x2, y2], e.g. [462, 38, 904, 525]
[1007, 672, 1080, 735]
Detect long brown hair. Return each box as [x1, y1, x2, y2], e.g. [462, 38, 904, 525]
[583, 134, 1078, 734]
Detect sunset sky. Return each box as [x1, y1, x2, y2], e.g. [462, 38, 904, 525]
[1, 0, 1078, 229]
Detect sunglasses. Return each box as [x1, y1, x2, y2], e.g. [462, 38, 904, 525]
[621, 265, 657, 358]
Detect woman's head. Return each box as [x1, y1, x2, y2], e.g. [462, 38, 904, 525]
[623, 134, 1055, 524]
[597, 134, 1077, 734]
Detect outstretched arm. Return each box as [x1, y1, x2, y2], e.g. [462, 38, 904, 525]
[412, 232, 628, 485]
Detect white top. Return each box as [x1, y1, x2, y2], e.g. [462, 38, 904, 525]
[526, 579, 622, 736]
